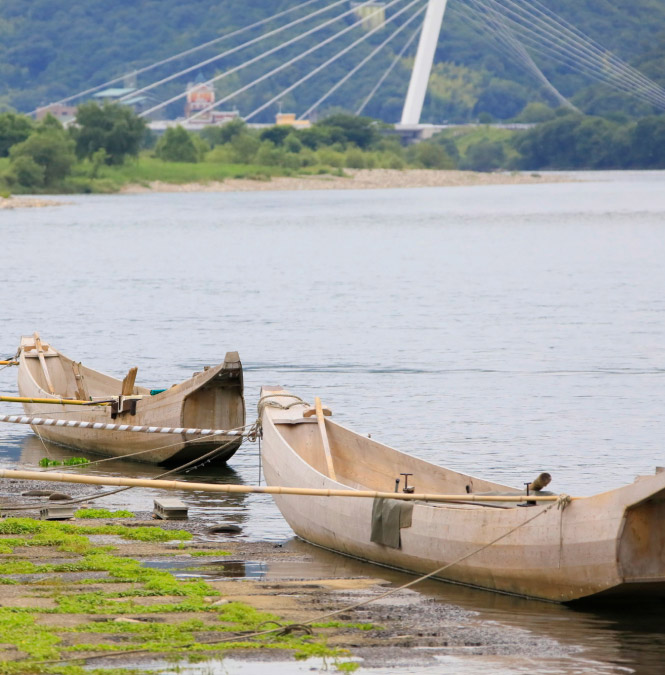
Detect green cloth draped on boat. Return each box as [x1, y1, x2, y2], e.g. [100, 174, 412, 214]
[370, 498, 413, 549]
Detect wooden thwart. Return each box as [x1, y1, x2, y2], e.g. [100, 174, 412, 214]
[34, 332, 55, 395]
[314, 396, 336, 480]
[0, 469, 571, 503]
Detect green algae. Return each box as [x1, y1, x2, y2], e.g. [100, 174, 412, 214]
[0, 518, 368, 674]
[0, 518, 191, 542]
[75, 509, 135, 519]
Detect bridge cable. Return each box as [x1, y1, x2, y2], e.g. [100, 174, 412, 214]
[299, 3, 427, 119]
[356, 22, 422, 115]
[118, 0, 356, 104]
[184, 0, 417, 123]
[451, 2, 575, 110]
[29, 0, 327, 114]
[244, 0, 427, 122]
[469, 0, 665, 109]
[140, 0, 386, 119]
[478, 11, 665, 110]
[464, 0, 665, 109]
[496, 0, 665, 104]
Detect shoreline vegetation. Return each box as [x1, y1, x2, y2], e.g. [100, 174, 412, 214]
[1, 105, 664, 201]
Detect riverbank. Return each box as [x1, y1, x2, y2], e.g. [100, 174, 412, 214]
[120, 168, 570, 194]
[0, 196, 66, 209]
[0, 479, 576, 673]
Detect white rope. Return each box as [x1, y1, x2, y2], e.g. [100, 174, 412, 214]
[243, 0, 425, 122]
[141, 0, 381, 119]
[120, 0, 351, 104]
[0, 414, 247, 437]
[356, 22, 422, 115]
[29, 0, 326, 114]
[470, 0, 665, 110]
[300, 2, 427, 119]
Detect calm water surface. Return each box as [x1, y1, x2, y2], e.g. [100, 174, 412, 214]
[1, 172, 664, 673]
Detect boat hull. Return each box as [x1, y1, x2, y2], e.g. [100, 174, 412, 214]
[260, 386, 665, 603]
[16, 336, 245, 465]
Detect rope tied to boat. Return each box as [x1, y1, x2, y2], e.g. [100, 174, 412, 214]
[557, 493, 572, 510]
[254, 394, 310, 438]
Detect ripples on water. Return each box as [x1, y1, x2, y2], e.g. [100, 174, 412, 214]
[1, 172, 664, 673]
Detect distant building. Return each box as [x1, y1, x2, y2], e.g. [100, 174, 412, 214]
[35, 104, 77, 124]
[184, 77, 240, 126]
[351, 2, 386, 30]
[275, 113, 311, 129]
[92, 87, 150, 113]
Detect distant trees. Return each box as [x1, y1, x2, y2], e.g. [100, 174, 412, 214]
[0, 112, 33, 156]
[631, 115, 665, 167]
[73, 102, 146, 165]
[474, 80, 529, 120]
[513, 112, 665, 169]
[7, 117, 75, 187]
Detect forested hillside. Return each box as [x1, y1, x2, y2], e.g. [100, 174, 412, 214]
[1, 0, 663, 123]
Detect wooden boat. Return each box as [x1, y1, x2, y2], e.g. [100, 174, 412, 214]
[15, 334, 245, 465]
[260, 386, 665, 603]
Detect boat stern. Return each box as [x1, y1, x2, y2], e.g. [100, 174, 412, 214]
[617, 470, 665, 591]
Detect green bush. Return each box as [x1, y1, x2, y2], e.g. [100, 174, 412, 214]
[255, 140, 284, 166]
[461, 139, 506, 171]
[345, 148, 365, 168]
[316, 147, 344, 168]
[409, 142, 455, 169]
[230, 133, 260, 163]
[9, 128, 75, 186]
[6, 155, 45, 187]
[155, 126, 199, 163]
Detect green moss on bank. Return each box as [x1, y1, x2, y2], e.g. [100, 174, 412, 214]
[0, 518, 359, 674]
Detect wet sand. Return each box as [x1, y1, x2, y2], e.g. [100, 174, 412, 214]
[120, 168, 571, 194]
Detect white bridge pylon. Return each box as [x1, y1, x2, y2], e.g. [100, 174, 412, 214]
[401, 0, 449, 124]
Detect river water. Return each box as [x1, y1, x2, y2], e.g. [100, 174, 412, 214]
[1, 171, 664, 673]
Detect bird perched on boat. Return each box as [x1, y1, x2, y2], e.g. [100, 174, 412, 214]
[529, 472, 552, 492]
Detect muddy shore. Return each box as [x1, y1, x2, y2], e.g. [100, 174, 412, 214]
[0, 478, 578, 673]
[121, 168, 570, 194]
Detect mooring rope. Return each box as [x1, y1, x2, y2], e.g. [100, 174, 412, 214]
[0, 414, 250, 437]
[255, 394, 310, 436]
[39, 494, 571, 668]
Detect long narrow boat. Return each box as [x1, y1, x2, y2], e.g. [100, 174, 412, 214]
[260, 386, 665, 603]
[15, 334, 245, 465]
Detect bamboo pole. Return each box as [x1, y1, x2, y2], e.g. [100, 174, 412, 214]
[0, 396, 110, 406]
[0, 361, 18, 366]
[0, 469, 574, 503]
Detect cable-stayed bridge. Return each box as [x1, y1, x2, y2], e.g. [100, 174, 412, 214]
[34, 0, 665, 130]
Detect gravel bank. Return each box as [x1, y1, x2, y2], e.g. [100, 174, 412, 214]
[120, 168, 571, 194]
